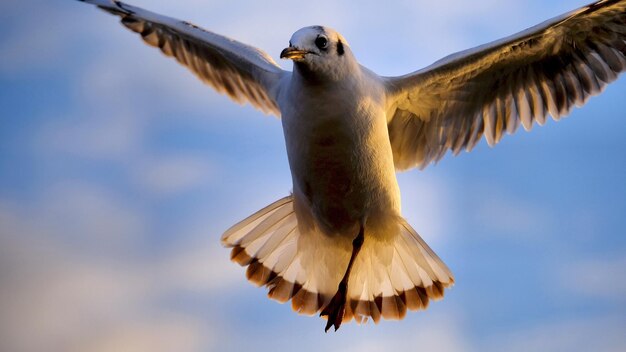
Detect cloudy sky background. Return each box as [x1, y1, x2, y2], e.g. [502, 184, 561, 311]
[1, 0, 625, 351]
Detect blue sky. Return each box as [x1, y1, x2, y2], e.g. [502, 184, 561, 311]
[1, 0, 625, 351]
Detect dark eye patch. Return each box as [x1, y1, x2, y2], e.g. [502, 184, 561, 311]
[337, 39, 344, 56]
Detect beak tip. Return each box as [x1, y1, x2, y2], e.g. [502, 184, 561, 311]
[280, 47, 306, 60]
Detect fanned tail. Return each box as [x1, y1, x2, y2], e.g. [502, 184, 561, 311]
[343, 218, 454, 324]
[221, 196, 344, 315]
[221, 196, 454, 324]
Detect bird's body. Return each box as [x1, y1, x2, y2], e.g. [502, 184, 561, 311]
[78, 0, 626, 332]
[282, 56, 398, 237]
[278, 46, 417, 329]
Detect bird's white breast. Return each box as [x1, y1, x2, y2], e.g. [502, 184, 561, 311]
[279, 69, 401, 237]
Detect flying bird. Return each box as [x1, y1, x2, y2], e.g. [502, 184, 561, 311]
[78, 0, 625, 331]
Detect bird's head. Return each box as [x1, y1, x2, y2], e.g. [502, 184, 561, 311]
[281, 26, 355, 81]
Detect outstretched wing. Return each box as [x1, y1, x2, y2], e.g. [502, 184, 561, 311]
[385, 0, 626, 170]
[79, 0, 286, 115]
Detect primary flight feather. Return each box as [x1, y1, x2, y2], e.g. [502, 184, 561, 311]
[78, 0, 625, 331]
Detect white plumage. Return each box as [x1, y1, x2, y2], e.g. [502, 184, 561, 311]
[78, 0, 625, 331]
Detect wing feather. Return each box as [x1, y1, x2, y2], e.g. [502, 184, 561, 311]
[385, 0, 626, 170]
[80, 0, 286, 115]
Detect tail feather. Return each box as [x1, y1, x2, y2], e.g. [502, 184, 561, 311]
[221, 195, 454, 325]
[239, 204, 293, 248]
[221, 196, 292, 245]
[400, 219, 453, 284]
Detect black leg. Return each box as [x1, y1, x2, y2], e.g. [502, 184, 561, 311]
[320, 224, 365, 332]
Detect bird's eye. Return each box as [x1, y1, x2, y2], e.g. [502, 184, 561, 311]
[315, 36, 328, 50]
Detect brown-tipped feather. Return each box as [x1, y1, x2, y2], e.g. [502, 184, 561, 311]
[369, 299, 382, 323]
[292, 289, 322, 315]
[230, 243, 452, 324]
[426, 281, 445, 300]
[230, 245, 252, 265]
[269, 278, 303, 303]
[246, 260, 275, 286]
[223, 196, 454, 326]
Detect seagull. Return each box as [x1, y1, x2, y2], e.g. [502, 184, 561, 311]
[78, 0, 625, 331]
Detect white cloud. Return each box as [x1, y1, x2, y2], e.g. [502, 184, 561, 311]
[76, 45, 222, 112]
[38, 182, 148, 248]
[471, 186, 554, 241]
[342, 314, 469, 352]
[558, 257, 626, 302]
[0, 214, 149, 352]
[0, 1, 85, 73]
[0, 185, 240, 352]
[36, 109, 144, 161]
[133, 154, 216, 196]
[68, 315, 213, 352]
[482, 317, 626, 352]
[396, 172, 453, 247]
[156, 235, 244, 294]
